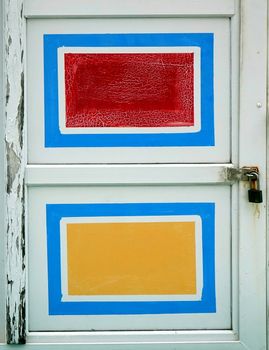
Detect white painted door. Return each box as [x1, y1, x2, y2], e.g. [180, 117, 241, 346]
[22, 0, 267, 349]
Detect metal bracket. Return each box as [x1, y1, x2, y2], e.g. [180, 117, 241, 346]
[225, 166, 260, 183]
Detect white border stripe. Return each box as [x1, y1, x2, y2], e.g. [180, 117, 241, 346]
[58, 47, 201, 134]
[60, 215, 203, 302]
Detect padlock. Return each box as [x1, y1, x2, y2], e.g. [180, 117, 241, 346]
[248, 172, 263, 203]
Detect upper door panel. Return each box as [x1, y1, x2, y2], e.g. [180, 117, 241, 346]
[27, 17, 231, 163]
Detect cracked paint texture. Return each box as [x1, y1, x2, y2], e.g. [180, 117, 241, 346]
[64, 53, 194, 128]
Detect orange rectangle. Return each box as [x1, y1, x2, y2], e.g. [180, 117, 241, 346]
[67, 221, 196, 296]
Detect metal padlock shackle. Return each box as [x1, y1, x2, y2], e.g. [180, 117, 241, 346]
[247, 171, 260, 190]
[246, 171, 259, 182]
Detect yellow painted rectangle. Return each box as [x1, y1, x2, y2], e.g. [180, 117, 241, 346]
[67, 221, 196, 295]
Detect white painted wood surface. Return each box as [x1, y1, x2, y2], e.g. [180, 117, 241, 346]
[0, 342, 251, 350]
[27, 185, 231, 332]
[24, 0, 235, 17]
[28, 330, 237, 344]
[1, 0, 267, 349]
[25, 164, 234, 185]
[25, 1, 267, 349]
[4, 0, 26, 344]
[27, 17, 230, 164]
[0, 0, 5, 343]
[267, 2, 269, 348]
[237, 0, 267, 349]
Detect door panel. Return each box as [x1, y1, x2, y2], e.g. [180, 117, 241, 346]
[28, 185, 231, 331]
[27, 17, 230, 163]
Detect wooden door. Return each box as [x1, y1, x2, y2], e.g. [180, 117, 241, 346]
[3, 1, 267, 349]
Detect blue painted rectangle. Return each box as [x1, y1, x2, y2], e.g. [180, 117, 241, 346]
[44, 33, 214, 148]
[46, 202, 216, 315]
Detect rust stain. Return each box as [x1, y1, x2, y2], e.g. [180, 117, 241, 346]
[253, 203, 261, 219]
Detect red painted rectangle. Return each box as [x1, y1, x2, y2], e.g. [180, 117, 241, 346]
[64, 53, 194, 128]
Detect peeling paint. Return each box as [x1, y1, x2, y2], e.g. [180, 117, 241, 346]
[221, 166, 240, 183]
[5, 0, 26, 344]
[17, 72, 24, 148]
[6, 305, 11, 344]
[18, 288, 26, 344]
[5, 78, 10, 104]
[5, 141, 21, 195]
[7, 278, 13, 288]
[20, 182, 25, 260]
[20, 3, 23, 20]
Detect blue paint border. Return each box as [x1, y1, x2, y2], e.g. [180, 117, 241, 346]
[46, 202, 215, 315]
[44, 33, 214, 147]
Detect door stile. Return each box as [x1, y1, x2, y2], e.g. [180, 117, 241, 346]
[238, 0, 267, 348]
[0, 0, 5, 344]
[4, 0, 26, 344]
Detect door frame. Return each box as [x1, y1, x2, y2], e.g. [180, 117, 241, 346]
[0, 0, 6, 343]
[1, 0, 268, 348]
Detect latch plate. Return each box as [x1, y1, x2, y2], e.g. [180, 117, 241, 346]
[225, 166, 260, 182]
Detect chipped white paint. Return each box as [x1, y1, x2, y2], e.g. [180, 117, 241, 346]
[4, 0, 26, 344]
[0, 0, 5, 343]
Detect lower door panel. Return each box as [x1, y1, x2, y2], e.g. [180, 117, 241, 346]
[28, 185, 231, 331]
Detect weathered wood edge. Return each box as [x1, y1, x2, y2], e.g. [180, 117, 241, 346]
[4, 0, 26, 344]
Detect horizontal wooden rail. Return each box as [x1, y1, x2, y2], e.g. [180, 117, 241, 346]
[25, 0, 235, 18]
[26, 164, 235, 186]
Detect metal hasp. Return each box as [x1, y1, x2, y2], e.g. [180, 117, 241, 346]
[226, 166, 263, 203]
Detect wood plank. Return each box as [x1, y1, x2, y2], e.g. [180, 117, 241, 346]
[238, 0, 267, 349]
[25, 164, 234, 185]
[27, 330, 238, 344]
[25, 0, 235, 18]
[4, 0, 26, 344]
